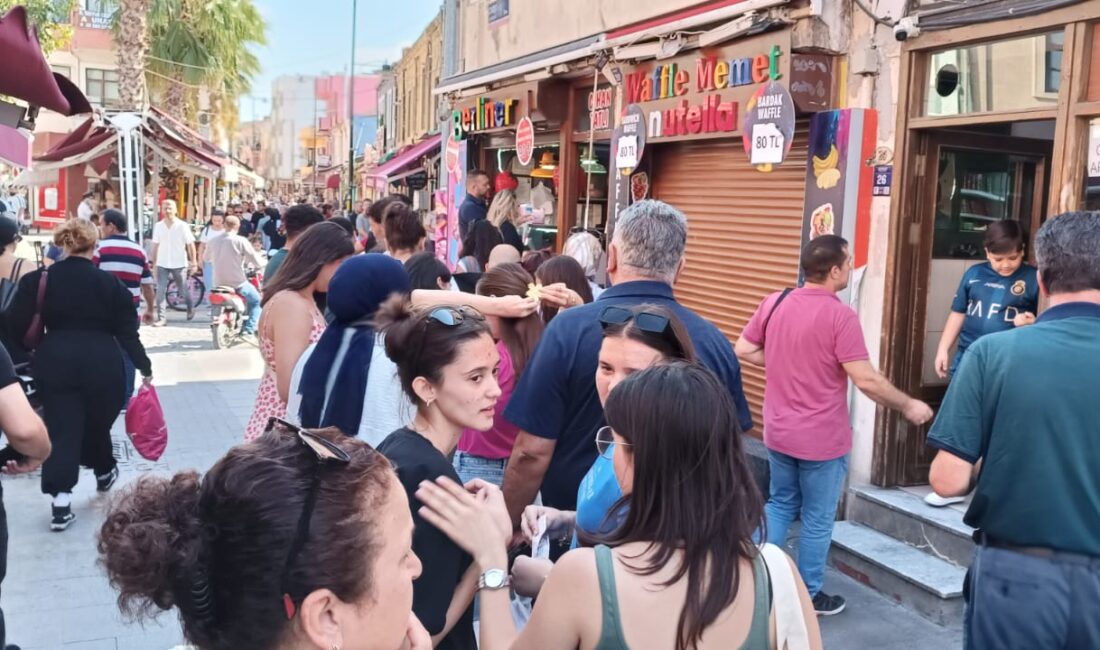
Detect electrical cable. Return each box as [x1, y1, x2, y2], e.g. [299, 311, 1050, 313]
[852, 0, 896, 26]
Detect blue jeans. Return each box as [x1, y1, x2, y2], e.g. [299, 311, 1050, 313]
[452, 450, 506, 487]
[237, 280, 261, 335]
[764, 450, 849, 597]
[965, 545, 1100, 649]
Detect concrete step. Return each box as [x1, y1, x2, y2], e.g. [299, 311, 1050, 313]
[848, 485, 976, 567]
[829, 521, 966, 627]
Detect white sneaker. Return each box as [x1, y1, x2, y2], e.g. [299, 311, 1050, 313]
[924, 492, 966, 507]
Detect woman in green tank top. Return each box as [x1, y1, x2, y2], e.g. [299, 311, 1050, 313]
[417, 363, 822, 650]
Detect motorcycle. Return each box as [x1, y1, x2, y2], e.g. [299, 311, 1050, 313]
[209, 268, 262, 349]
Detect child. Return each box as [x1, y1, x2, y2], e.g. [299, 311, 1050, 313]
[927, 220, 1038, 506]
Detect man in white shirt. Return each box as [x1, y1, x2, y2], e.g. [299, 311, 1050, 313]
[150, 199, 198, 324]
[76, 191, 96, 222]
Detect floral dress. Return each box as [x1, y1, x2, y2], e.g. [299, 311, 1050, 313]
[244, 293, 326, 441]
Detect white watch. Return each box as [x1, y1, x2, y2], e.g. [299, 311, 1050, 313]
[478, 568, 511, 591]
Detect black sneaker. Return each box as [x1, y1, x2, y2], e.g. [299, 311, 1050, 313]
[96, 466, 120, 492]
[813, 591, 846, 616]
[50, 505, 75, 531]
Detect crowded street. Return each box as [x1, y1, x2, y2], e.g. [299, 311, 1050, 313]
[1, 1, 1100, 649]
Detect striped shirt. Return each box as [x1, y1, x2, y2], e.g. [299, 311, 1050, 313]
[95, 235, 154, 306]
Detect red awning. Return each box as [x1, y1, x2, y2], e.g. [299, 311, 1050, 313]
[326, 173, 341, 189]
[36, 119, 114, 162]
[0, 7, 91, 116]
[368, 134, 441, 179]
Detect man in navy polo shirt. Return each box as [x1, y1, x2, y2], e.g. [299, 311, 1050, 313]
[458, 170, 490, 240]
[928, 211, 1100, 649]
[502, 199, 753, 536]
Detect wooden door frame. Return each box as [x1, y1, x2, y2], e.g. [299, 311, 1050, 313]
[874, 13, 1099, 486]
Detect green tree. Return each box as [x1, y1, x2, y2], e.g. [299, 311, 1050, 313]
[0, 0, 78, 54]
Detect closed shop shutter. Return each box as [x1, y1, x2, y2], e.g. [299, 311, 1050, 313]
[651, 125, 808, 435]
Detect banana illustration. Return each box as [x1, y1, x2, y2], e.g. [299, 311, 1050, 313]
[817, 168, 841, 189]
[812, 145, 839, 178]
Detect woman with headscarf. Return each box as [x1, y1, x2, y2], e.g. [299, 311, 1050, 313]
[286, 254, 414, 446]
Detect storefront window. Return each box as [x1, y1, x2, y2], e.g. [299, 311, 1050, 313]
[924, 31, 1064, 116]
[932, 148, 1038, 259]
[576, 142, 610, 230]
[1084, 118, 1100, 211]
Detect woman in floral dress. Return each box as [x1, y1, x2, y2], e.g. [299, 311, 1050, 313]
[244, 221, 354, 441]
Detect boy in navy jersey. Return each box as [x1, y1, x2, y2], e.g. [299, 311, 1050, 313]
[927, 220, 1038, 506]
[934, 221, 1039, 379]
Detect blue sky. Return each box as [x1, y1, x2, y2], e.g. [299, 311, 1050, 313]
[238, 0, 443, 122]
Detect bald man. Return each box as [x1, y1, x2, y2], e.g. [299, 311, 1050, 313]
[487, 243, 521, 271]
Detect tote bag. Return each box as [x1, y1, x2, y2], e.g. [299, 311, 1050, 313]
[125, 384, 168, 461]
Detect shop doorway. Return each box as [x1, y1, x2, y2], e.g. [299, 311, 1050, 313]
[884, 122, 1053, 485]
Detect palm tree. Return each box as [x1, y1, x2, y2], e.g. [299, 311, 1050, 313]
[114, 0, 151, 110]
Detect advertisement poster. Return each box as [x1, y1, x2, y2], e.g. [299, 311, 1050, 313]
[742, 81, 796, 170]
[445, 139, 468, 269]
[799, 108, 877, 300]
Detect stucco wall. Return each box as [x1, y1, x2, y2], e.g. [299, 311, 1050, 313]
[395, 13, 443, 147]
[456, 0, 706, 73]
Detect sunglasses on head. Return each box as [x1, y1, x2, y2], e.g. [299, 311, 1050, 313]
[263, 417, 351, 620]
[598, 305, 686, 357]
[425, 305, 485, 327]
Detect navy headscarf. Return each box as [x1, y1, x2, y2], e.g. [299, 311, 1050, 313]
[298, 254, 411, 435]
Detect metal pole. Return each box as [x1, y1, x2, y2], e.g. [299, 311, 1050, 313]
[347, 0, 358, 212]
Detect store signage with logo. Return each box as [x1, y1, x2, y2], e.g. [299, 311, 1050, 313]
[742, 81, 796, 167]
[452, 97, 520, 140]
[613, 104, 647, 177]
[589, 87, 613, 130]
[620, 31, 791, 142]
[515, 116, 535, 166]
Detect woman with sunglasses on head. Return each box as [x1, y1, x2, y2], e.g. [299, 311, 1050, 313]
[98, 420, 432, 650]
[245, 222, 355, 442]
[374, 298, 502, 650]
[418, 363, 823, 650]
[452, 263, 545, 487]
[509, 304, 696, 597]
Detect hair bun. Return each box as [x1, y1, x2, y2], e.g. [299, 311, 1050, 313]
[98, 472, 205, 621]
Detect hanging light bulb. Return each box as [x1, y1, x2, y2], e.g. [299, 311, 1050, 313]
[580, 144, 606, 174]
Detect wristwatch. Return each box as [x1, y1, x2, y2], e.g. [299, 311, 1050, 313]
[477, 568, 511, 591]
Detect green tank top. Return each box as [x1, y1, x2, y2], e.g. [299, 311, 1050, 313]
[593, 545, 771, 650]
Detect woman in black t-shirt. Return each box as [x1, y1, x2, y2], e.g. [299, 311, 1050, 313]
[375, 297, 503, 650]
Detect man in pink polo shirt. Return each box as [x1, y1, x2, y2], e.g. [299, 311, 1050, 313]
[736, 234, 932, 617]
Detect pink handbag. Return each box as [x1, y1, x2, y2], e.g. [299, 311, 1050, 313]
[125, 384, 168, 461]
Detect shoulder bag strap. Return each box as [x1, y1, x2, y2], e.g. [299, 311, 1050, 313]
[9, 258, 23, 283]
[760, 288, 793, 347]
[759, 543, 811, 650]
[22, 270, 49, 349]
[594, 545, 630, 649]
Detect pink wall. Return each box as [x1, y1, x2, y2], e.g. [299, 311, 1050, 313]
[315, 75, 380, 123]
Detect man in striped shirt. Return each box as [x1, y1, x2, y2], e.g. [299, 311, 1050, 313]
[97, 209, 155, 403]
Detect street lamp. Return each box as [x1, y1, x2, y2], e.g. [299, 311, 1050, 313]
[347, 0, 357, 212]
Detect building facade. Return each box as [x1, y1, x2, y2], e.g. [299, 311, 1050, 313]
[267, 75, 318, 193]
[394, 11, 444, 148]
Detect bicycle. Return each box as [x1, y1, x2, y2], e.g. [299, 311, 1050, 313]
[165, 273, 206, 311]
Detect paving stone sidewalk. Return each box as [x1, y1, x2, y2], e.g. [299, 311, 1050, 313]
[0, 314, 963, 649]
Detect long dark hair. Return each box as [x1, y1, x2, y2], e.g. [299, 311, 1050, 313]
[459, 219, 503, 269]
[262, 221, 354, 306]
[535, 255, 594, 322]
[98, 427, 393, 650]
[600, 362, 762, 650]
[404, 251, 453, 290]
[475, 262, 544, 376]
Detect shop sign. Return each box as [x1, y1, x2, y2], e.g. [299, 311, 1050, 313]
[620, 31, 791, 142]
[407, 171, 428, 191]
[589, 87, 612, 130]
[515, 117, 535, 166]
[445, 133, 461, 175]
[452, 97, 520, 140]
[872, 165, 892, 196]
[790, 54, 834, 113]
[1089, 122, 1100, 178]
[613, 104, 647, 176]
[742, 81, 796, 167]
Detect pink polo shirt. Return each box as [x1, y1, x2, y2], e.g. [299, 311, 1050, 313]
[458, 341, 519, 459]
[742, 287, 869, 461]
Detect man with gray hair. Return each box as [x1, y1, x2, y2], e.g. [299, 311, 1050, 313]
[927, 211, 1100, 648]
[501, 199, 753, 550]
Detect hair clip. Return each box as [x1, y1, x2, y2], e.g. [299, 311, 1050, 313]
[190, 570, 215, 620]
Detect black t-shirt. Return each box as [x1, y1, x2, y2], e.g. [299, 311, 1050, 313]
[377, 428, 475, 650]
[0, 344, 18, 391]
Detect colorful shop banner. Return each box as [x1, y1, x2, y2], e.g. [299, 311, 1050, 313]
[742, 80, 796, 170]
[452, 96, 520, 140]
[444, 138, 469, 268]
[800, 108, 878, 285]
[619, 30, 791, 143]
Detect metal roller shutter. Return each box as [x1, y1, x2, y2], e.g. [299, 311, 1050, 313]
[651, 125, 808, 435]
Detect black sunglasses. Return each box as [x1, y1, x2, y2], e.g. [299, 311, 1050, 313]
[264, 417, 352, 620]
[599, 305, 686, 358]
[426, 305, 484, 326]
